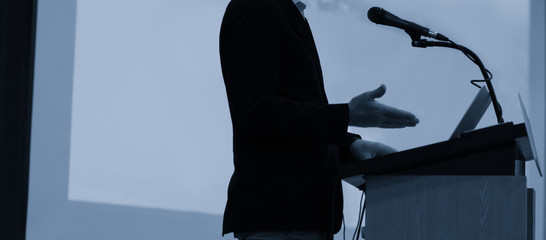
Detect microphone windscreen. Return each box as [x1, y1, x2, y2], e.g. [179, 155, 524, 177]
[367, 7, 385, 24]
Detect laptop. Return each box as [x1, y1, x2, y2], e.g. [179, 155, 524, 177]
[449, 86, 492, 140]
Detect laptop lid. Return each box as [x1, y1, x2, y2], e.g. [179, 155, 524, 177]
[449, 87, 492, 140]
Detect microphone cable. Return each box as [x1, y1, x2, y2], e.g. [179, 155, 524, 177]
[410, 37, 504, 123]
[446, 39, 494, 89]
[352, 191, 366, 240]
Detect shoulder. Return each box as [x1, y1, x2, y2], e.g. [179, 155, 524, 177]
[229, 0, 283, 9]
[221, 0, 288, 36]
[224, 0, 285, 20]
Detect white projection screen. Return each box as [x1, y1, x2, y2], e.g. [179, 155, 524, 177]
[26, 0, 544, 240]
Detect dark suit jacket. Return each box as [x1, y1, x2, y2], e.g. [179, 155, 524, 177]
[219, 0, 360, 235]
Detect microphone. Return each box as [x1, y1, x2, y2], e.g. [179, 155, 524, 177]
[367, 7, 449, 41]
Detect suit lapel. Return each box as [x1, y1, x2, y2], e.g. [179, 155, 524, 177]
[276, 0, 328, 102]
[277, 0, 312, 44]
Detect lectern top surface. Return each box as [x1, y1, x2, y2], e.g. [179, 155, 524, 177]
[339, 122, 532, 189]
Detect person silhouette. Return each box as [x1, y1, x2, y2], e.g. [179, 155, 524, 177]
[219, 0, 419, 239]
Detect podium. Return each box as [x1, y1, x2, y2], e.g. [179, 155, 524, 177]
[339, 122, 537, 240]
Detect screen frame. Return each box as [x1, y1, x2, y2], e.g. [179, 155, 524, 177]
[26, 0, 545, 239]
[26, 1, 225, 239]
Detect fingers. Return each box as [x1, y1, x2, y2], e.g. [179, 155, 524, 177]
[349, 84, 420, 128]
[375, 120, 418, 128]
[379, 104, 419, 127]
[384, 110, 419, 125]
[369, 115, 419, 128]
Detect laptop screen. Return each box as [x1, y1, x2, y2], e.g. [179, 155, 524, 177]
[449, 87, 492, 140]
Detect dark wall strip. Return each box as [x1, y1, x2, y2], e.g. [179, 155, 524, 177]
[0, 0, 38, 239]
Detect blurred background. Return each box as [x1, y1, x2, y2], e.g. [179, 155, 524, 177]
[27, 0, 544, 239]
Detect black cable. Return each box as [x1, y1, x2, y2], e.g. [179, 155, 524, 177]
[356, 199, 366, 239]
[411, 38, 504, 123]
[447, 39, 503, 122]
[353, 191, 366, 240]
[352, 192, 363, 240]
[448, 40, 477, 64]
[447, 40, 493, 89]
[470, 68, 493, 88]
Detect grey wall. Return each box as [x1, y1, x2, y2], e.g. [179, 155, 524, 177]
[530, 0, 546, 239]
[26, 0, 543, 239]
[26, 0, 233, 239]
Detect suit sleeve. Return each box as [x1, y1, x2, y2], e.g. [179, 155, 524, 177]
[339, 133, 361, 164]
[220, 0, 350, 144]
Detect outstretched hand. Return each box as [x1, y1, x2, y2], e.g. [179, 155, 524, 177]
[349, 139, 397, 161]
[348, 84, 419, 128]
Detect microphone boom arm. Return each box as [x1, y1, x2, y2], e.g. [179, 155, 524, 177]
[412, 40, 504, 124]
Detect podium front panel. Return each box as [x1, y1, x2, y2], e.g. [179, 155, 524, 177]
[365, 176, 527, 240]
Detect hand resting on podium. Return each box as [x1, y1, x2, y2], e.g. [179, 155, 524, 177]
[349, 139, 397, 160]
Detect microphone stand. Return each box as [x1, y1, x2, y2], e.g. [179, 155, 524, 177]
[410, 38, 505, 124]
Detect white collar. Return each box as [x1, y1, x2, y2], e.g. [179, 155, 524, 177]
[291, 0, 305, 18]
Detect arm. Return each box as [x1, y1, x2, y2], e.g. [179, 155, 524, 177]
[345, 85, 418, 161]
[220, 0, 419, 146]
[220, 0, 348, 144]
